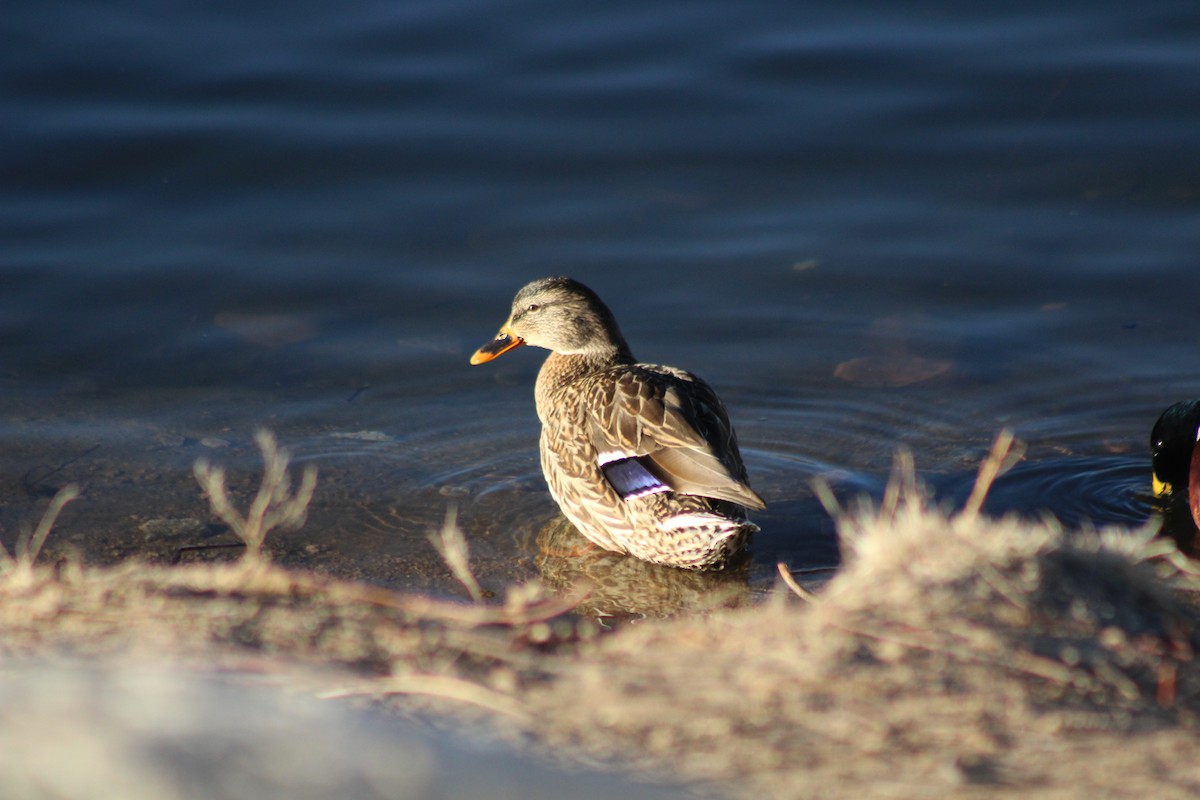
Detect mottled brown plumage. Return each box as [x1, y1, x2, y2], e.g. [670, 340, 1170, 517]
[470, 276, 764, 569]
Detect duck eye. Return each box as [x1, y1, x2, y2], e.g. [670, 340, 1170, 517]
[526, 303, 540, 312]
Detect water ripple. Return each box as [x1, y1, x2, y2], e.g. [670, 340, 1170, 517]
[935, 455, 1152, 529]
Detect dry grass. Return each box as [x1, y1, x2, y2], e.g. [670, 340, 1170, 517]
[192, 428, 317, 562]
[518, 440, 1200, 798]
[428, 503, 485, 602]
[4, 432, 1200, 797]
[0, 483, 79, 587]
[0, 430, 585, 716]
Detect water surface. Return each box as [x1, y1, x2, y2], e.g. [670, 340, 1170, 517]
[3, 0, 1198, 611]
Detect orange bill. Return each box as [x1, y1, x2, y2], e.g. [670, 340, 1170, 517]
[470, 327, 524, 364]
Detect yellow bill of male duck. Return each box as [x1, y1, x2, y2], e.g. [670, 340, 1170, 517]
[470, 276, 764, 571]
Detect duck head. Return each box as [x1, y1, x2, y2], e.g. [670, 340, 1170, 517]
[1150, 399, 1200, 501]
[470, 277, 632, 364]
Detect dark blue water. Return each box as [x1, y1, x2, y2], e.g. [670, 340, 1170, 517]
[3, 0, 1198, 605]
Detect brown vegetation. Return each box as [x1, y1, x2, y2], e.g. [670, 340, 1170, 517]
[4, 434, 1200, 798]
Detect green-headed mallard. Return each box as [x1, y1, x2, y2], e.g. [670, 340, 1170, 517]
[1151, 400, 1200, 553]
[1151, 399, 1200, 503]
[470, 276, 764, 570]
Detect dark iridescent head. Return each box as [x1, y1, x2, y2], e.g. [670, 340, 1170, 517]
[1151, 399, 1200, 499]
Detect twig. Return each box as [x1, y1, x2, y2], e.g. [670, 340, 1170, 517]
[881, 449, 916, 521]
[22, 445, 99, 498]
[791, 565, 839, 576]
[427, 504, 483, 602]
[23, 484, 81, 565]
[3, 483, 81, 577]
[193, 429, 318, 561]
[320, 674, 530, 721]
[776, 562, 818, 601]
[962, 429, 1024, 521]
[171, 542, 247, 565]
[811, 477, 843, 521]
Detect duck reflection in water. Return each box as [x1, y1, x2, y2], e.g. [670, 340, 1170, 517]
[1150, 399, 1200, 556]
[534, 516, 751, 618]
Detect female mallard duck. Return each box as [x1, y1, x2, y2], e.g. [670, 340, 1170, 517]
[470, 276, 764, 570]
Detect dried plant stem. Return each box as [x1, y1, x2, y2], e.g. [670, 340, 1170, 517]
[428, 504, 484, 602]
[321, 674, 530, 721]
[881, 448, 916, 521]
[193, 429, 318, 560]
[962, 429, 1025, 521]
[810, 477, 843, 521]
[23, 484, 80, 564]
[776, 562, 818, 601]
[3, 483, 81, 578]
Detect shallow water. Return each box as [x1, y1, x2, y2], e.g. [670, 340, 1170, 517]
[4, 1, 1198, 612]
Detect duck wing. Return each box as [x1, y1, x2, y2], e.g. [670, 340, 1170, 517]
[584, 364, 766, 510]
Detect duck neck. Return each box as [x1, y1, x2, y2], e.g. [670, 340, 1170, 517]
[534, 346, 634, 423]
